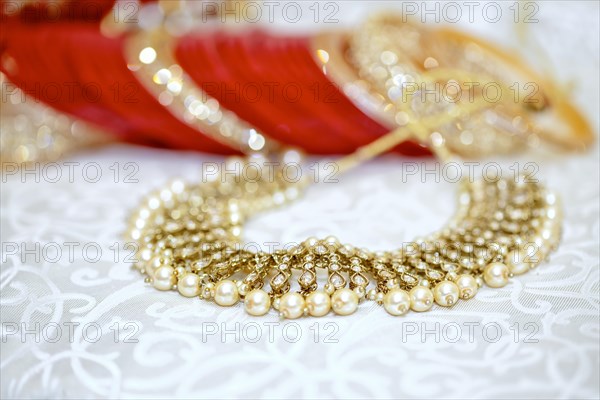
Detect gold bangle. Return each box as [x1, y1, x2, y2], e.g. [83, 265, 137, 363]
[118, 3, 284, 156]
[312, 17, 534, 158]
[425, 26, 594, 151]
[312, 15, 594, 157]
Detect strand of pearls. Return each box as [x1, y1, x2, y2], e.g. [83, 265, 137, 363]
[128, 159, 562, 318]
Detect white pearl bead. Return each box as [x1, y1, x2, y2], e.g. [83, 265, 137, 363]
[279, 292, 305, 319]
[455, 274, 478, 299]
[324, 283, 335, 295]
[483, 262, 510, 288]
[409, 286, 434, 312]
[238, 283, 249, 297]
[244, 289, 271, 316]
[139, 248, 152, 262]
[433, 281, 460, 307]
[353, 286, 366, 299]
[146, 256, 165, 277]
[331, 288, 359, 316]
[177, 273, 201, 297]
[506, 249, 532, 275]
[201, 282, 215, 299]
[175, 266, 186, 277]
[325, 235, 340, 247]
[367, 288, 377, 300]
[305, 290, 331, 317]
[383, 289, 411, 316]
[150, 255, 165, 269]
[214, 280, 239, 306]
[153, 266, 175, 291]
[304, 237, 318, 247]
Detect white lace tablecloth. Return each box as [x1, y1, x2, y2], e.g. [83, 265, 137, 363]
[1, 2, 599, 399]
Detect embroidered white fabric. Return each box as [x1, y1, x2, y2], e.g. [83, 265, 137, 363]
[1, 2, 599, 399]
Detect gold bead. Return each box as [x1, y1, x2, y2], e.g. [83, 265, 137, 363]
[201, 282, 215, 299]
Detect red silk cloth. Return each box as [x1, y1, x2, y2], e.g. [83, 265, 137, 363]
[0, 0, 428, 156]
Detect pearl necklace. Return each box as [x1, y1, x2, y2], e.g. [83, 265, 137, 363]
[127, 154, 562, 318]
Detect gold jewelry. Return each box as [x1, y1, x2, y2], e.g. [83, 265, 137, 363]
[127, 142, 561, 317]
[124, 28, 280, 156]
[103, 0, 283, 156]
[127, 115, 563, 318]
[311, 15, 593, 156]
[423, 25, 594, 151]
[125, 11, 566, 318]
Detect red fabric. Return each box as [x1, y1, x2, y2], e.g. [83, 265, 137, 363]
[0, 19, 234, 153]
[0, 5, 429, 156]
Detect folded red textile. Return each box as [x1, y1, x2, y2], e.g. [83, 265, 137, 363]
[0, 0, 428, 156]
